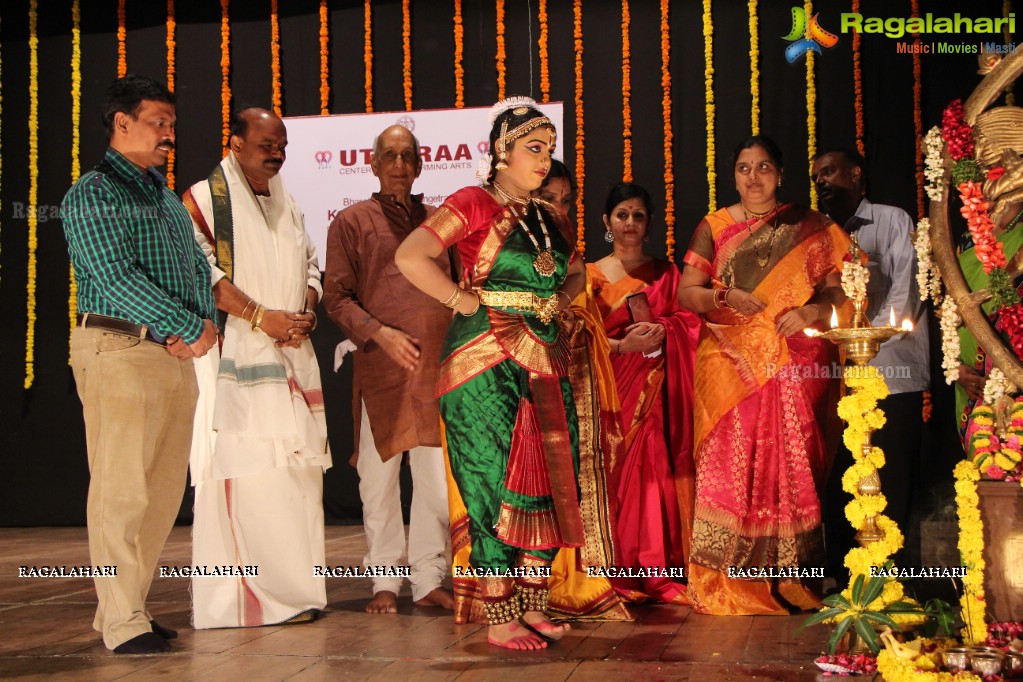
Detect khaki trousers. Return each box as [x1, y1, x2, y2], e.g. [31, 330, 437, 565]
[71, 327, 198, 649]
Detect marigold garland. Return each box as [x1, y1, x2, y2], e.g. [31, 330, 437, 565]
[453, 0, 464, 108]
[70, 0, 82, 359]
[661, 0, 675, 259]
[703, 0, 715, 213]
[165, 0, 176, 189]
[805, 0, 817, 211]
[852, 0, 864, 156]
[573, 0, 585, 255]
[954, 458, 987, 644]
[402, 0, 412, 111]
[26, 0, 39, 389]
[911, 0, 924, 220]
[271, 0, 282, 116]
[748, 0, 760, 135]
[319, 0, 330, 115]
[538, 0, 550, 103]
[117, 0, 126, 77]
[877, 645, 983, 682]
[621, 0, 632, 182]
[220, 0, 231, 152]
[495, 0, 506, 101]
[830, 366, 921, 624]
[364, 0, 373, 112]
[922, 390, 932, 422]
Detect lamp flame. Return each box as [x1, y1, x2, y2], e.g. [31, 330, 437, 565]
[902, 319, 913, 332]
[830, 305, 838, 328]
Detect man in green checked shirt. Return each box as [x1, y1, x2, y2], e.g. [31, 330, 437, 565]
[61, 74, 218, 655]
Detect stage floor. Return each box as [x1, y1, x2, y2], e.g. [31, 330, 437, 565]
[0, 526, 832, 681]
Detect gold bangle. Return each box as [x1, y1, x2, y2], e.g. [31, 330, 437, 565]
[307, 309, 318, 331]
[445, 287, 465, 310]
[441, 286, 461, 308]
[251, 304, 266, 331]
[241, 299, 255, 321]
[459, 292, 481, 317]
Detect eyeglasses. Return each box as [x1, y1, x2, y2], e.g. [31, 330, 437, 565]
[378, 149, 418, 165]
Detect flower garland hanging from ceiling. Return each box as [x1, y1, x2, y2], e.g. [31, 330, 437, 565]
[661, 0, 675, 259]
[621, 0, 632, 182]
[319, 0, 329, 114]
[496, 0, 506, 101]
[117, 0, 126, 77]
[271, 0, 282, 116]
[539, 0, 549, 103]
[220, 0, 231, 151]
[69, 0, 82, 358]
[805, 0, 817, 211]
[573, 0, 585, 255]
[703, 0, 715, 213]
[402, 0, 412, 111]
[748, 0, 760, 135]
[26, 0, 39, 389]
[852, 0, 864, 157]
[165, 0, 176, 189]
[364, 0, 373, 112]
[453, 0, 464, 108]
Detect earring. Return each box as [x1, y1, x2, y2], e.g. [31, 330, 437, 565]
[777, 179, 782, 187]
[495, 156, 508, 171]
[604, 229, 614, 243]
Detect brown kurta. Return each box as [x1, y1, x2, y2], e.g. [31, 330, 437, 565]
[323, 193, 455, 461]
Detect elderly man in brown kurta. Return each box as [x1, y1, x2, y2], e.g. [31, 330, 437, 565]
[323, 125, 456, 613]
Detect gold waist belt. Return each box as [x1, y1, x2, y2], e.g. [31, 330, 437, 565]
[476, 289, 560, 324]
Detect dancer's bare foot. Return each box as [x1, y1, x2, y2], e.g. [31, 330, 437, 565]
[365, 590, 398, 614]
[487, 620, 548, 650]
[521, 611, 570, 641]
[413, 587, 454, 609]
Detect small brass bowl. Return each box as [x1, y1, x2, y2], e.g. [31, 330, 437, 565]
[943, 647, 972, 671]
[970, 652, 1003, 676]
[1005, 651, 1023, 674]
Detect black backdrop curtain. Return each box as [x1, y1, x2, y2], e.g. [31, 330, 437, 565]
[0, 0, 1010, 525]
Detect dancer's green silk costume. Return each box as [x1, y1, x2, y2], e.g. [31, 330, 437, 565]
[423, 186, 584, 571]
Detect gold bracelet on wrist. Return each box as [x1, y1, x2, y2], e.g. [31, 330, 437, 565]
[307, 309, 318, 331]
[251, 304, 266, 331]
[241, 299, 255, 321]
[441, 286, 461, 308]
[459, 293, 481, 317]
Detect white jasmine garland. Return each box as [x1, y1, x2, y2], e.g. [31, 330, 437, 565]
[924, 126, 945, 201]
[913, 218, 943, 304]
[841, 259, 869, 303]
[982, 366, 1015, 404]
[940, 295, 961, 385]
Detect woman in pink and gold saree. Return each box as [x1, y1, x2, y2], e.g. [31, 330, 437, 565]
[679, 136, 849, 615]
[589, 183, 701, 605]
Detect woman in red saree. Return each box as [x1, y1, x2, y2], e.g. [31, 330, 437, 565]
[588, 183, 700, 604]
[679, 136, 849, 615]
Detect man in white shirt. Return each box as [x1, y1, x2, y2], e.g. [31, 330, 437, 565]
[813, 148, 930, 579]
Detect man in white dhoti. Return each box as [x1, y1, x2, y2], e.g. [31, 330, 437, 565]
[184, 107, 332, 628]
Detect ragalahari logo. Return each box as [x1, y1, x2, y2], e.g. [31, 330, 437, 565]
[783, 6, 839, 63]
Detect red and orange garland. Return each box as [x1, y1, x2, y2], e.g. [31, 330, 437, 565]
[166, 0, 176, 189]
[852, 0, 864, 156]
[453, 0, 464, 108]
[364, 0, 373, 113]
[220, 0, 231, 151]
[271, 0, 282, 116]
[621, 0, 632, 182]
[319, 0, 329, 115]
[495, 0, 506, 101]
[402, 0, 412, 111]
[117, 0, 126, 77]
[538, 0, 550, 103]
[70, 0, 82, 356]
[661, 0, 675, 259]
[26, 0, 39, 388]
[573, 0, 585, 255]
[748, 0, 760, 135]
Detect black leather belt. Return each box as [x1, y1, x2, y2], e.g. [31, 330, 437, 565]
[77, 313, 165, 345]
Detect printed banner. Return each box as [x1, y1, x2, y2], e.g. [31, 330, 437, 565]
[282, 103, 564, 261]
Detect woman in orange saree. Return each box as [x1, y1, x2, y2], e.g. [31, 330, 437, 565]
[589, 183, 701, 604]
[679, 136, 849, 615]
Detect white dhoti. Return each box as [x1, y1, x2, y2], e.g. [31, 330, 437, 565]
[187, 152, 332, 629]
